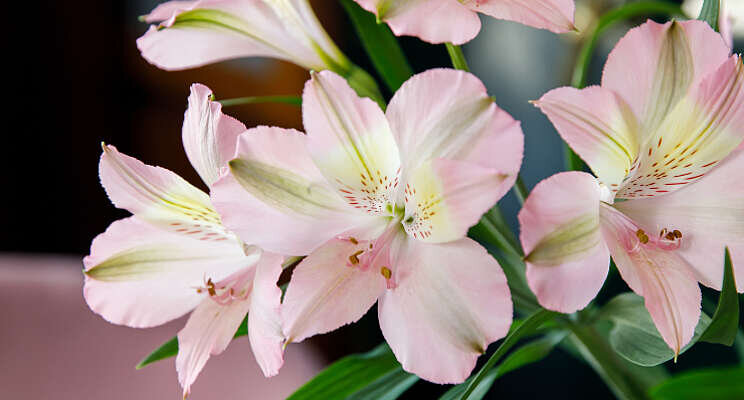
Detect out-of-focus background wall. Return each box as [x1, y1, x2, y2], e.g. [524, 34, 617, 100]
[3, 0, 741, 399]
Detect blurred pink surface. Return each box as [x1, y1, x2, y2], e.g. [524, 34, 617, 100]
[0, 254, 324, 399]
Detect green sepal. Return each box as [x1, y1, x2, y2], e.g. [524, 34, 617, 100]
[697, 0, 720, 32]
[700, 248, 739, 346]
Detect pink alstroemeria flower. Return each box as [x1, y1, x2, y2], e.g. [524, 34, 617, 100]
[211, 69, 523, 383]
[83, 84, 284, 397]
[354, 0, 576, 45]
[137, 0, 350, 72]
[522, 20, 744, 356]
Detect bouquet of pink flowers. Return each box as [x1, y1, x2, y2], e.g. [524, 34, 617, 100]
[83, 0, 744, 398]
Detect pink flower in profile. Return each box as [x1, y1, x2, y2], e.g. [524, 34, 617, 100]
[83, 84, 284, 397]
[523, 20, 744, 356]
[137, 0, 350, 72]
[211, 69, 523, 383]
[354, 0, 576, 45]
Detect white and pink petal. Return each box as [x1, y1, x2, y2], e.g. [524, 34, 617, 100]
[99, 145, 229, 240]
[378, 237, 512, 383]
[211, 127, 375, 256]
[248, 252, 286, 377]
[402, 158, 509, 243]
[471, 0, 576, 34]
[614, 146, 744, 291]
[302, 71, 401, 217]
[137, 0, 344, 71]
[281, 238, 386, 344]
[600, 205, 702, 355]
[83, 217, 256, 328]
[534, 86, 639, 192]
[602, 20, 730, 135]
[616, 55, 744, 199]
[356, 0, 481, 45]
[387, 69, 523, 180]
[519, 172, 610, 313]
[176, 295, 252, 397]
[182, 83, 246, 187]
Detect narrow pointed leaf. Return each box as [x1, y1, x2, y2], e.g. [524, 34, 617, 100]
[598, 293, 711, 366]
[218, 95, 301, 107]
[700, 248, 739, 346]
[458, 309, 557, 400]
[650, 366, 744, 400]
[287, 343, 413, 400]
[440, 332, 565, 400]
[338, 0, 413, 93]
[136, 337, 178, 370]
[347, 369, 418, 400]
[697, 0, 720, 32]
[135, 316, 248, 369]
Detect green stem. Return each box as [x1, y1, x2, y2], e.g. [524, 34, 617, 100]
[478, 211, 523, 260]
[565, 1, 683, 171]
[565, 321, 652, 400]
[339, 0, 413, 93]
[218, 95, 302, 107]
[445, 43, 470, 72]
[513, 176, 528, 205]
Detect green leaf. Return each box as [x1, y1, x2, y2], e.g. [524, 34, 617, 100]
[136, 337, 178, 370]
[218, 95, 301, 107]
[697, 0, 720, 32]
[440, 332, 565, 400]
[347, 369, 418, 400]
[512, 176, 529, 205]
[650, 366, 744, 400]
[700, 248, 739, 346]
[343, 64, 387, 109]
[338, 0, 413, 93]
[458, 309, 558, 400]
[287, 343, 415, 400]
[598, 293, 711, 366]
[564, 145, 587, 172]
[136, 316, 248, 369]
[567, 321, 662, 400]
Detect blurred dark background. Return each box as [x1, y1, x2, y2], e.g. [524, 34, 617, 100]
[4, 0, 742, 399]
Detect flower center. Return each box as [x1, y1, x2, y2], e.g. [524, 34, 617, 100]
[195, 269, 254, 305]
[340, 220, 402, 289]
[337, 168, 399, 216]
[601, 204, 683, 253]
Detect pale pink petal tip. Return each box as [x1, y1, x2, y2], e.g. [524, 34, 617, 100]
[379, 238, 512, 383]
